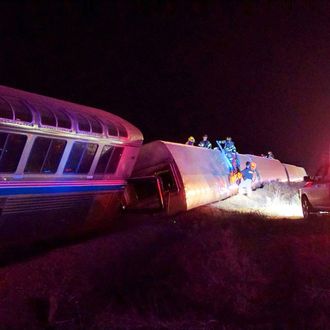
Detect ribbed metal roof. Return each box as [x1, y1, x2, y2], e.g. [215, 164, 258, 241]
[0, 85, 143, 144]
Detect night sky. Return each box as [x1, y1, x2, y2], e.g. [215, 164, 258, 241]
[1, 1, 330, 172]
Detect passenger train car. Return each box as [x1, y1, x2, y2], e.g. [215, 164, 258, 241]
[0, 85, 307, 253]
[126, 140, 307, 215]
[0, 85, 142, 251]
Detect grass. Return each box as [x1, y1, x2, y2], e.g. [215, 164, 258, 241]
[215, 181, 304, 218]
[1, 184, 330, 329]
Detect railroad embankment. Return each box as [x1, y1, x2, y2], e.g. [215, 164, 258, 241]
[1, 183, 330, 329]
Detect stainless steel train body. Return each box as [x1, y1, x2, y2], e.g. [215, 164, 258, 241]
[0, 86, 143, 249]
[127, 140, 307, 215]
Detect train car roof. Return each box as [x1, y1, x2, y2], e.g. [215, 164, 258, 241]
[0, 85, 143, 145]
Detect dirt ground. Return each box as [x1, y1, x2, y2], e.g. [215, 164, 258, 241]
[1, 183, 330, 329]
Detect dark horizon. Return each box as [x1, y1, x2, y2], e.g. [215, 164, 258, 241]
[1, 1, 330, 172]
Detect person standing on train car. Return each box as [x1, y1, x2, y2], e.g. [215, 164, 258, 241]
[198, 134, 212, 149]
[185, 136, 195, 146]
[239, 161, 257, 196]
[267, 151, 275, 159]
[221, 136, 237, 156]
[219, 136, 239, 169]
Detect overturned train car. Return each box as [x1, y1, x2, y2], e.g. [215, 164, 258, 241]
[0, 86, 143, 251]
[126, 141, 307, 215]
[0, 85, 307, 251]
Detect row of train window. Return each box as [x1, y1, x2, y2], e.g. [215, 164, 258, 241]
[0, 96, 128, 137]
[0, 132, 123, 175]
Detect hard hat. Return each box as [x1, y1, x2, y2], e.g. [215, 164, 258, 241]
[188, 136, 195, 142]
[250, 162, 257, 170]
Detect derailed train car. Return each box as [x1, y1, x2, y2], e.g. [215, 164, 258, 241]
[0, 85, 307, 252]
[0, 86, 143, 250]
[126, 140, 307, 215]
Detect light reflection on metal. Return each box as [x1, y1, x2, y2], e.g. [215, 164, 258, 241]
[132, 141, 307, 215]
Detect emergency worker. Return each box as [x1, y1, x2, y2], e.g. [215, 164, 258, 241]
[221, 136, 237, 154]
[239, 161, 257, 196]
[219, 137, 239, 169]
[185, 136, 195, 146]
[198, 134, 212, 149]
[267, 151, 274, 159]
[250, 161, 257, 171]
[229, 167, 242, 185]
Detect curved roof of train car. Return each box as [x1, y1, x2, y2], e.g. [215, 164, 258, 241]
[282, 163, 307, 182]
[238, 153, 289, 182]
[0, 85, 143, 145]
[133, 140, 307, 210]
[133, 140, 232, 210]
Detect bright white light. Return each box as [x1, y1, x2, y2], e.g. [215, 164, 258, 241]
[258, 195, 303, 218]
[212, 183, 304, 219]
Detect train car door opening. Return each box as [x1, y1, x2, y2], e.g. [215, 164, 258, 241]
[124, 176, 164, 212]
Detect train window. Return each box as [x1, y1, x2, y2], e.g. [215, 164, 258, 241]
[0, 133, 27, 172]
[64, 142, 85, 173]
[64, 142, 98, 174]
[6, 97, 32, 123]
[25, 137, 51, 173]
[54, 108, 72, 129]
[42, 139, 66, 173]
[95, 145, 114, 173]
[0, 97, 13, 120]
[78, 143, 98, 173]
[0, 133, 7, 151]
[117, 124, 128, 137]
[90, 118, 103, 134]
[106, 147, 123, 174]
[95, 145, 123, 174]
[107, 122, 118, 136]
[38, 105, 57, 126]
[25, 137, 66, 173]
[77, 115, 91, 132]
